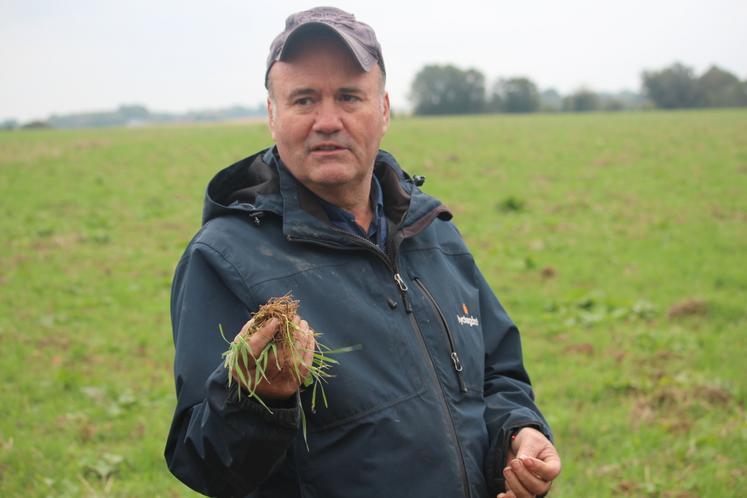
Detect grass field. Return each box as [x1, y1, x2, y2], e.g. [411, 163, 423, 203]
[1, 110, 745, 497]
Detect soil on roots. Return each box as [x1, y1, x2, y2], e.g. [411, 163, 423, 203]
[240, 294, 300, 370]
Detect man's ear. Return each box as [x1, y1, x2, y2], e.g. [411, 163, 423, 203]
[382, 92, 391, 134]
[267, 98, 277, 141]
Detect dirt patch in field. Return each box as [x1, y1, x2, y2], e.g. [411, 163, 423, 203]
[662, 491, 700, 498]
[74, 138, 111, 150]
[563, 343, 595, 355]
[614, 480, 639, 495]
[668, 298, 708, 319]
[5, 143, 67, 163]
[593, 152, 635, 167]
[630, 383, 733, 432]
[540, 266, 556, 279]
[614, 478, 699, 497]
[30, 233, 83, 253]
[36, 335, 71, 352]
[711, 206, 747, 222]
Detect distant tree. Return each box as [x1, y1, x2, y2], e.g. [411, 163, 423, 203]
[641, 62, 702, 109]
[118, 104, 151, 120]
[601, 98, 625, 111]
[612, 90, 648, 110]
[409, 65, 486, 115]
[21, 120, 50, 129]
[491, 77, 540, 113]
[563, 89, 599, 112]
[697, 66, 747, 108]
[539, 88, 562, 112]
[1, 119, 18, 130]
[488, 91, 503, 113]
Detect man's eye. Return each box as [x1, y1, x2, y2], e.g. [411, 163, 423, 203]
[294, 98, 313, 106]
[340, 94, 361, 102]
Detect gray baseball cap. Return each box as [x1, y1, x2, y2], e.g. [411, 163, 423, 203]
[265, 7, 385, 88]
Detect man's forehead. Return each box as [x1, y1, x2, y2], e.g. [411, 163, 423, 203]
[271, 37, 369, 80]
[269, 64, 381, 100]
[270, 65, 373, 96]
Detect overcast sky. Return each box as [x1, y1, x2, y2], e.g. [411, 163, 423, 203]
[2, 0, 746, 122]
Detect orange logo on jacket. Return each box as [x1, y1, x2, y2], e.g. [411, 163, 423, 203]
[457, 303, 479, 327]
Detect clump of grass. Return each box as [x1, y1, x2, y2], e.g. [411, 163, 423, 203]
[496, 195, 527, 213]
[219, 294, 358, 445]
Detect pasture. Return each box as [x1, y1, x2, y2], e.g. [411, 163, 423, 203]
[0, 110, 745, 497]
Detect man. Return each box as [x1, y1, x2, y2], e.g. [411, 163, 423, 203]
[166, 7, 560, 498]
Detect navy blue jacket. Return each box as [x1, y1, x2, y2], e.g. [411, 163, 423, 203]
[165, 149, 552, 498]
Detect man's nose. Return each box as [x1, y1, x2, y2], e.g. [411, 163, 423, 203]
[312, 99, 343, 135]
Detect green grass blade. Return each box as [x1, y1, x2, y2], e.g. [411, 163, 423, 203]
[218, 323, 230, 344]
[311, 379, 318, 413]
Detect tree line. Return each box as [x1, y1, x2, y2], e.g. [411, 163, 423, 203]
[409, 62, 747, 115]
[0, 103, 267, 131]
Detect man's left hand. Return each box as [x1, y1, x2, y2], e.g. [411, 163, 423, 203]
[497, 427, 561, 498]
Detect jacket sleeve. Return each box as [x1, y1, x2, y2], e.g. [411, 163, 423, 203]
[475, 265, 553, 494]
[165, 240, 300, 497]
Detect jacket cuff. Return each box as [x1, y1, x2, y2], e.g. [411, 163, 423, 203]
[227, 381, 301, 429]
[208, 363, 301, 430]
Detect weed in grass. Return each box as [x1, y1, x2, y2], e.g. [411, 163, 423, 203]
[496, 195, 527, 213]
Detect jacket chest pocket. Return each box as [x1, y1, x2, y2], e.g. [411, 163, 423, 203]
[410, 273, 486, 396]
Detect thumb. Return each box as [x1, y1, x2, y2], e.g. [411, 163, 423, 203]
[246, 317, 280, 356]
[512, 427, 548, 457]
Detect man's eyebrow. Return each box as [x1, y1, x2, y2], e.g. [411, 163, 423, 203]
[285, 86, 366, 101]
[287, 88, 318, 100]
[338, 86, 365, 95]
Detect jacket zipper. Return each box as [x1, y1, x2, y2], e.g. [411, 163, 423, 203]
[286, 233, 471, 498]
[412, 277, 468, 393]
[398, 288, 471, 498]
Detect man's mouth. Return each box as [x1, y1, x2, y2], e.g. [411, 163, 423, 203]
[311, 143, 346, 152]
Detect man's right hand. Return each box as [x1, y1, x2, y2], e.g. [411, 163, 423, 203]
[231, 315, 316, 400]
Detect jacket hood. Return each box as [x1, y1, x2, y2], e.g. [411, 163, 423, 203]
[202, 149, 282, 225]
[202, 148, 452, 237]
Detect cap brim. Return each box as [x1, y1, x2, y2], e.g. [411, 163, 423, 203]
[280, 22, 378, 72]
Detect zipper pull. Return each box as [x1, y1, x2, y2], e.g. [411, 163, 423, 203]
[394, 273, 408, 292]
[393, 273, 413, 313]
[451, 352, 468, 392]
[450, 352, 463, 372]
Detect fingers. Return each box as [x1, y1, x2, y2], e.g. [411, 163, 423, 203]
[520, 453, 562, 482]
[504, 458, 552, 497]
[293, 317, 316, 379]
[503, 465, 530, 498]
[300, 327, 315, 368]
[496, 492, 516, 498]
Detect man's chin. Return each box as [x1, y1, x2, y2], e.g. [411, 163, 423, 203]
[306, 163, 359, 186]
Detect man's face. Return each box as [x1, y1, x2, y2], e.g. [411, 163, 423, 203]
[267, 35, 390, 197]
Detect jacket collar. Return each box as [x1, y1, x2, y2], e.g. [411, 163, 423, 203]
[203, 147, 452, 242]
